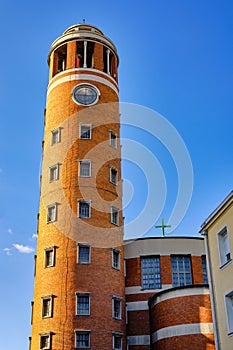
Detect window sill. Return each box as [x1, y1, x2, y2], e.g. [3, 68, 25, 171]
[220, 258, 232, 270]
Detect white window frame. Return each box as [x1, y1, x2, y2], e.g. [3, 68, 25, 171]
[75, 330, 91, 348]
[76, 292, 91, 316]
[80, 124, 92, 140]
[109, 130, 117, 148]
[110, 166, 118, 185]
[49, 163, 60, 182]
[42, 295, 53, 318]
[111, 206, 119, 226]
[79, 160, 91, 177]
[51, 127, 61, 145]
[78, 200, 91, 218]
[217, 226, 231, 267]
[112, 248, 120, 270]
[44, 247, 55, 268]
[112, 296, 122, 320]
[112, 332, 122, 350]
[225, 289, 233, 335]
[77, 244, 91, 264]
[40, 332, 52, 350]
[46, 203, 58, 223]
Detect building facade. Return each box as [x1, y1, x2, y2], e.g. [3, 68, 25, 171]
[200, 191, 233, 350]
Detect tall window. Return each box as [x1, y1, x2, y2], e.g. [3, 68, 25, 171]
[45, 247, 55, 268]
[40, 333, 52, 350]
[141, 256, 161, 289]
[49, 163, 60, 182]
[51, 127, 61, 145]
[79, 161, 91, 177]
[225, 290, 233, 335]
[110, 167, 118, 185]
[111, 206, 119, 226]
[112, 249, 120, 270]
[202, 255, 208, 284]
[42, 296, 53, 318]
[47, 203, 57, 223]
[112, 296, 121, 319]
[78, 244, 90, 264]
[218, 227, 231, 267]
[171, 255, 192, 287]
[76, 293, 90, 315]
[78, 201, 91, 218]
[112, 333, 122, 350]
[80, 124, 92, 139]
[75, 331, 90, 348]
[109, 131, 117, 148]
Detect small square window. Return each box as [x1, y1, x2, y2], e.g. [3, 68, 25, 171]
[109, 131, 117, 148]
[112, 249, 120, 269]
[40, 333, 52, 350]
[111, 206, 119, 226]
[218, 227, 231, 267]
[45, 248, 55, 268]
[51, 128, 61, 145]
[112, 333, 122, 350]
[75, 331, 90, 348]
[80, 124, 92, 140]
[79, 161, 91, 177]
[78, 244, 90, 264]
[47, 203, 57, 223]
[76, 293, 90, 315]
[112, 297, 121, 319]
[110, 167, 118, 185]
[42, 296, 53, 318]
[49, 163, 60, 182]
[78, 201, 91, 218]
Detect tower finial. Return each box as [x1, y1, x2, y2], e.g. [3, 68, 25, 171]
[82, 18, 85, 24]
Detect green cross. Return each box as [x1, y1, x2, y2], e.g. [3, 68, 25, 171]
[155, 218, 171, 237]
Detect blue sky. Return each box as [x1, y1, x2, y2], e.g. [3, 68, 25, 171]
[1, 0, 233, 347]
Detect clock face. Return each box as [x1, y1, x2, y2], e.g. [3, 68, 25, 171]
[72, 84, 99, 106]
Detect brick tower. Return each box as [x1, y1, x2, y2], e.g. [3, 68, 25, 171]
[30, 24, 125, 350]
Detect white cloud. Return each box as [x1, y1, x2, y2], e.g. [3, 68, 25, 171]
[3, 247, 12, 256]
[13, 244, 35, 254]
[31, 233, 38, 239]
[7, 228, 13, 234]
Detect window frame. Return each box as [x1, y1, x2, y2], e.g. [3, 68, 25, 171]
[80, 124, 92, 140]
[171, 255, 192, 287]
[49, 163, 60, 182]
[44, 247, 55, 268]
[217, 226, 231, 268]
[109, 130, 117, 148]
[40, 332, 52, 350]
[112, 248, 120, 270]
[51, 127, 61, 145]
[76, 292, 91, 316]
[75, 330, 91, 349]
[111, 206, 119, 226]
[78, 200, 91, 218]
[225, 289, 233, 335]
[110, 166, 118, 185]
[79, 160, 91, 177]
[42, 295, 53, 318]
[112, 296, 122, 320]
[77, 244, 91, 264]
[46, 203, 58, 223]
[141, 256, 161, 290]
[112, 332, 122, 350]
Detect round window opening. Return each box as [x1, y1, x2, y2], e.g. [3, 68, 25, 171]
[72, 84, 99, 106]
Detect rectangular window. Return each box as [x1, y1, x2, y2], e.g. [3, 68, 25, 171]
[79, 161, 91, 177]
[47, 203, 57, 223]
[112, 333, 122, 350]
[218, 227, 231, 267]
[141, 256, 161, 289]
[80, 124, 92, 140]
[111, 206, 119, 226]
[171, 255, 192, 287]
[49, 163, 60, 182]
[45, 247, 55, 268]
[112, 296, 121, 319]
[78, 244, 90, 264]
[42, 296, 53, 318]
[40, 333, 51, 350]
[75, 331, 90, 348]
[51, 127, 61, 145]
[109, 131, 117, 148]
[112, 249, 120, 270]
[225, 290, 233, 335]
[78, 201, 91, 218]
[110, 167, 118, 185]
[76, 293, 90, 315]
[201, 255, 208, 284]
